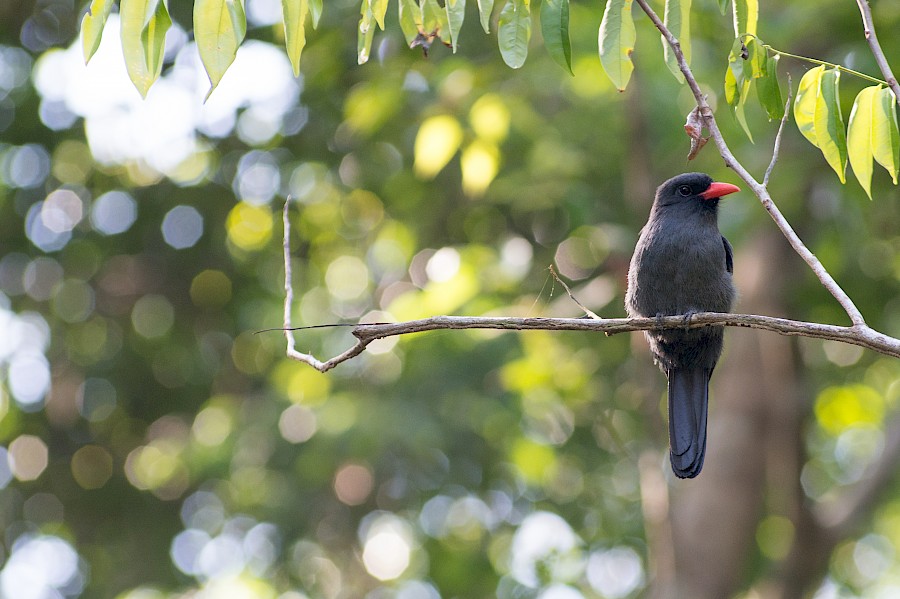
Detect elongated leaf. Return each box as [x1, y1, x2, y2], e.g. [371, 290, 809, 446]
[872, 87, 900, 184]
[357, 0, 375, 64]
[814, 68, 847, 183]
[498, 0, 531, 69]
[398, 0, 421, 45]
[718, 0, 729, 15]
[370, 0, 389, 30]
[477, 0, 495, 33]
[735, 78, 754, 142]
[541, 0, 572, 75]
[423, 0, 449, 41]
[756, 54, 783, 120]
[733, 0, 757, 36]
[746, 36, 765, 79]
[724, 62, 739, 107]
[794, 65, 824, 148]
[661, 0, 691, 83]
[81, 0, 115, 64]
[598, 0, 636, 91]
[309, 0, 322, 27]
[726, 37, 745, 87]
[194, 0, 246, 97]
[446, 0, 466, 53]
[847, 86, 877, 198]
[282, 0, 309, 77]
[121, 0, 172, 98]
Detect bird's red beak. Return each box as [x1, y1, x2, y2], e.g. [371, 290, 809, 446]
[700, 182, 741, 200]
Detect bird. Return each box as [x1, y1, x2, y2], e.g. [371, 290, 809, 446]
[625, 172, 739, 478]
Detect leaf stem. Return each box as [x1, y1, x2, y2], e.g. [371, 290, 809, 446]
[740, 34, 887, 86]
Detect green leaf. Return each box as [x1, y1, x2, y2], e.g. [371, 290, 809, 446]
[121, 0, 173, 98]
[398, 0, 421, 45]
[735, 78, 754, 142]
[282, 0, 309, 77]
[194, 0, 246, 98]
[309, 0, 322, 27]
[724, 61, 739, 107]
[733, 0, 757, 36]
[81, 0, 115, 64]
[872, 86, 900, 184]
[794, 65, 824, 148]
[661, 0, 690, 83]
[541, 0, 572, 75]
[746, 36, 765, 79]
[718, 0, 729, 15]
[847, 86, 878, 199]
[814, 68, 847, 183]
[598, 0, 636, 91]
[422, 0, 449, 40]
[370, 0, 389, 30]
[477, 0, 495, 33]
[446, 0, 466, 53]
[756, 54, 783, 120]
[357, 0, 375, 64]
[498, 0, 531, 69]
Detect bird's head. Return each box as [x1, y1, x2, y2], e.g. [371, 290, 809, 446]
[655, 172, 741, 210]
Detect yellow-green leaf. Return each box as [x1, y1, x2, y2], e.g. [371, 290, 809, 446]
[724, 61, 739, 107]
[847, 86, 878, 199]
[735, 77, 754, 142]
[370, 0, 389, 30]
[733, 0, 757, 36]
[282, 0, 309, 77]
[121, 0, 172, 98]
[446, 0, 466, 53]
[794, 65, 824, 148]
[746, 36, 765, 79]
[195, 0, 246, 97]
[357, 0, 375, 64]
[398, 0, 421, 45]
[309, 0, 322, 27]
[477, 0, 495, 33]
[81, 0, 115, 64]
[541, 0, 572, 75]
[872, 87, 900, 184]
[814, 68, 847, 183]
[422, 0, 450, 43]
[717, 0, 729, 15]
[498, 0, 531, 69]
[598, 0, 636, 92]
[756, 53, 783, 120]
[661, 0, 690, 83]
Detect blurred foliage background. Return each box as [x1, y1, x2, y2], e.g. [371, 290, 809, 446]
[1, 1, 900, 598]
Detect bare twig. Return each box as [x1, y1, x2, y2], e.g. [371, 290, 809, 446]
[855, 0, 900, 102]
[763, 74, 793, 188]
[548, 265, 602, 320]
[633, 0, 867, 327]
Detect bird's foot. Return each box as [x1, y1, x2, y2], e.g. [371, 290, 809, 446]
[655, 313, 666, 329]
[681, 310, 698, 330]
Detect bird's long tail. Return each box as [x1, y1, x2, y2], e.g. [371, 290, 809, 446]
[666, 367, 712, 478]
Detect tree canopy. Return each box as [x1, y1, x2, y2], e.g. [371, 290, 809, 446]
[0, 1, 900, 598]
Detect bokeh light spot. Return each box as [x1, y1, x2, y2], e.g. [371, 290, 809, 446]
[91, 190, 137, 235]
[414, 115, 463, 179]
[77, 377, 117, 422]
[131, 294, 175, 339]
[71, 445, 114, 489]
[162, 205, 204, 249]
[361, 514, 413, 581]
[278, 404, 317, 444]
[325, 255, 369, 301]
[227, 202, 273, 251]
[190, 269, 232, 307]
[192, 406, 233, 447]
[333, 463, 374, 506]
[8, 435, 49, 481]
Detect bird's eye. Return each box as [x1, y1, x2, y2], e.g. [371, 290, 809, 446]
[677, 185, 692, 197]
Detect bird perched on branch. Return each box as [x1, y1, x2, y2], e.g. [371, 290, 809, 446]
[625, 173, 739, 478]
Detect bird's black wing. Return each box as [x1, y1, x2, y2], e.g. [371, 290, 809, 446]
[722, 236, 734, 274]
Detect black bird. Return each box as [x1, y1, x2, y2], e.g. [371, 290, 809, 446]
[625, 173, 739, 478]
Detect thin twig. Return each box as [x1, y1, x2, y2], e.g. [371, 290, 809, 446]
[633, 0, 868, 328]
[855, 0, 900, 102]
[763, 73, 793, 188]
[548, 265, 602, 320]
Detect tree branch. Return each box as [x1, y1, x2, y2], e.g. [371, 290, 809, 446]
[763, 74, 793, 188]
[633, 0, 867, 327]
[855, 0, 900, 102]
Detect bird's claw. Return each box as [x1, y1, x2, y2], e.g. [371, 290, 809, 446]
[681, 310, 697, 330]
